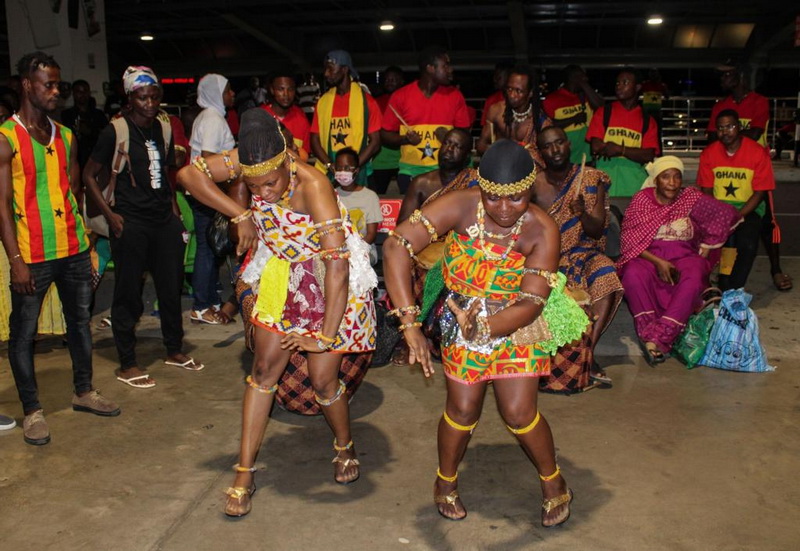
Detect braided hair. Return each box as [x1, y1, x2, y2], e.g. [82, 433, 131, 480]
[238, 108, 285, 166]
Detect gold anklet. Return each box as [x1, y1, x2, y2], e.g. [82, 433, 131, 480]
[443, 411, 478, 432]
[245, 375, 277, 394]
[539, 465, 561, 482]
[233, 464, 258, 473]
[333, 438, 354, 452]
[315, 380, 346, 406]
[437, 468, 458, 483]
[506, 411, 541, 434]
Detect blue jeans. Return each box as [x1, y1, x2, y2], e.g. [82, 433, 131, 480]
[9, 251, 93, 414]
[189, 198, 220, 311]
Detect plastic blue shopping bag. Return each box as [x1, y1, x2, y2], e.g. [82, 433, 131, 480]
[700, 289, 774, 372]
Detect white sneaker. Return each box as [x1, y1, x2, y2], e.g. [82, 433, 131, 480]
[0, 414, 16, 431]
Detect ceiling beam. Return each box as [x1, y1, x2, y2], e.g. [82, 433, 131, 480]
[219, 13, 312, 71]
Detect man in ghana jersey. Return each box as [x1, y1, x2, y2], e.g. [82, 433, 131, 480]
[698, 110, 774, 291]
[586, 68, 659, 199]
[380, 46, 471, 194]
[311, 50, 382, 186]
[0, 52, 120, 445]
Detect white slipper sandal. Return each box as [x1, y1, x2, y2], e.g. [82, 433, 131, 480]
[116, 374, 156, 388]
[165, 357, 205, 371]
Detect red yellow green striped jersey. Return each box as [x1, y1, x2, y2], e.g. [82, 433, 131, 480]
[1, 116, 88, 263]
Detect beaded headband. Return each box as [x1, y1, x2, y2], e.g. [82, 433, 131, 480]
[477, 166, 536, 197]
[239, 129, 288, 178]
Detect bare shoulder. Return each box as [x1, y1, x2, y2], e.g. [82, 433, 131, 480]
[486, 101, 506, 124]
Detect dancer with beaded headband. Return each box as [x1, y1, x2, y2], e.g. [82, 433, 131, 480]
[178, 109, 377, 517]
[383, 139, 587, 526]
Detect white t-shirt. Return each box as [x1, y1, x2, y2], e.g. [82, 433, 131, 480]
[190, 108, 235, 159]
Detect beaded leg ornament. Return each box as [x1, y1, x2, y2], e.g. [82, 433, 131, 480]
[506, 410, 541, 434]
[315, 380, 346, 406]
[443, 411, 479, 433]
[245, 375, 277, 394]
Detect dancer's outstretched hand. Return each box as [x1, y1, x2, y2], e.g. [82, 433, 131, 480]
[404, 326, 434, 377]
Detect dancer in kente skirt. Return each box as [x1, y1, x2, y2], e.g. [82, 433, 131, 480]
[178, 109, 376, 517]
[384, 140, 587, 527]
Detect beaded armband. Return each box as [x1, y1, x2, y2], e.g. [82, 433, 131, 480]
[522, 268, 559, 288]
[408, 209, 438, 242]
[193, 156, 214, 181]
[516, 291, 548, 305]
[316, 225, 345, 238]
[221, 150, 237, 183]
[312, 218, 343, 230]
[319, 245, 350, 261]
[388, 305, 421, 318]
[388, 230, 418, 261]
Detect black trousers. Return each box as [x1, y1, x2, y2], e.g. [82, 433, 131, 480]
[109, 216, 186, 370]
[719, 211, 761, 291]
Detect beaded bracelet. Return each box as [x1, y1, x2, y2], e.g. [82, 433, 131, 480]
[316, 332, 336, 344]
[409, 209, 438, 242]
[388, 305, 421, 318]
[388, 230, 418, 262]
[193, 157, 213, 180]
[221, 150, 237, 182]
[522, 268, 559, 288]
[398, 321, 422, 332]
[516, 291, 547, 305]
[319, 245, 350, 261]
[231, 210, 253, 224]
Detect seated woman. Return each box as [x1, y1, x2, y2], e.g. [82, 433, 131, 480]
[617, 156, 740, 365]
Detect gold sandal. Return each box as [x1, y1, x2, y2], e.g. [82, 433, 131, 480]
[224, 465, 257, 517]
[332, 439, 360, 485]
[434, 469, 467, 521]
[541, 489, 573, 528]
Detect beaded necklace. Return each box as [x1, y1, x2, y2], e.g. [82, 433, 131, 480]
[276, 156, 298, 208]
[475, 200, 524, 261]
[512, 103, 533, 124]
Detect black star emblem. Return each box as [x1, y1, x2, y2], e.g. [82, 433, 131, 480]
[46, 146, 55, 156]
[10, 149, 16, 159]
[723, 181, 739, 197]
[332, 131, 348, 145]
[15, 211, 24, 220]
[54, 208, 63, 218]
[417, 141, 439, 159]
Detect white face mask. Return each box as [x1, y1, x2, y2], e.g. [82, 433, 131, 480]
[334, 171, 355, 186]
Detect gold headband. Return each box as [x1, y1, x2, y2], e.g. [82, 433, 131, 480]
[239, 128, 289, 178]
[477, 167, 536, 196]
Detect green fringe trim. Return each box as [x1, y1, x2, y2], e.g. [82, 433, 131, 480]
[538, 272, 590, 355]
[419, 259, 446, 321]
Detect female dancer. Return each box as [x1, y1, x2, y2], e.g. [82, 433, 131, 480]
[383, 140, 583, 527]
[178, 109, 376, 516]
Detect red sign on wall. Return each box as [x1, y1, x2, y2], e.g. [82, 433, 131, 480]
[378, 199, 402, 233]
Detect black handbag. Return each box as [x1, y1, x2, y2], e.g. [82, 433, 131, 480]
[206, 212, 235, 257]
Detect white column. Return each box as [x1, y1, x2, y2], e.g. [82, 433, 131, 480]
[5, 0, 109, 101]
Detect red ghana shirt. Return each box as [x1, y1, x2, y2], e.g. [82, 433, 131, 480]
[310, 91, 382, 134]
[706, 92, 769, 147]
[262, 103, 312, 153]
[542, 87, 593, 131]
[480, 90, 504, 126]
[586, 102, 660, 153]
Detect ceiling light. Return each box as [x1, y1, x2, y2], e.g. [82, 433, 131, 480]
[140, 33, 154, 41]
[647, 16, 663, 25]
[379, 21, 395, 31]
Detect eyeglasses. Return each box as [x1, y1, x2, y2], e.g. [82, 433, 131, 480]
[716, 124, 739, 131]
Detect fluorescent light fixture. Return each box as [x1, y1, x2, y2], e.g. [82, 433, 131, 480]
[647, 16, 663, 25]
[140, 33, 154, 41]
[379, 21, 395, 31]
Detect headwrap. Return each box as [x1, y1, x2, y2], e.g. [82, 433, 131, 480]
[477, 139, 535, 196]
[197, 73, 229, 117]
[325, 50, 359, 80]
[123, 66, 159, 94]
[642, 155, 684, 189]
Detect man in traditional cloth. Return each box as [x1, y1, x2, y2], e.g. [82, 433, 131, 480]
[310, 50, 382, 186]
[477, 65, 552, 168]
[533, 127, 624, 385]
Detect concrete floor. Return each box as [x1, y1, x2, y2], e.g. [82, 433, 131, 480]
[1, 257, 798, 551]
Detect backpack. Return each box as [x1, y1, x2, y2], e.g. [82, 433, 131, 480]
[84, 111, 173, 237]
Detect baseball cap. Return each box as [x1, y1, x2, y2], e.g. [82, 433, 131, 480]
[325, 50, 359, 80]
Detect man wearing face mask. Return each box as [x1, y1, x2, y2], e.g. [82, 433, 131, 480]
[311, 50, 382, 186]
[333, 147, 382, 265]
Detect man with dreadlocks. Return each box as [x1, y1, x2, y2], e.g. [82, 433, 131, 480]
[384, 139, 586, 526]
[178, 108, 377, 518]
[477, 66, 552, 168]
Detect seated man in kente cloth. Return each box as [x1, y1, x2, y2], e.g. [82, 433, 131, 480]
[533, 126, 624, 386]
